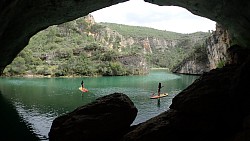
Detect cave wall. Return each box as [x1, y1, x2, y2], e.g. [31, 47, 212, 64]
[1, 0, 250, 74]
[2, 1, 250, 140]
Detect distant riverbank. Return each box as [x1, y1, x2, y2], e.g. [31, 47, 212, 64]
[150, 68, 169, 70]
[2, 68, 171, 78]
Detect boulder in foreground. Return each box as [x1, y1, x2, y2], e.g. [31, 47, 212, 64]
[49, 93, 138, 141]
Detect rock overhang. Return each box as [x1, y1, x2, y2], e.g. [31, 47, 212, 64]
[1, 0, 250, 74]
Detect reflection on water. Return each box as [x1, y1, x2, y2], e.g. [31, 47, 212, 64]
[0, 70, 199, 140]
[157, 99, 161, 107]
[0, 92, 39, 141]
[15, 101, 55, 140]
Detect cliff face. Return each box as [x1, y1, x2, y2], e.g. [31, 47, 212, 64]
[80, 15, 210, 71]
[206, 24, 231, 69]
[172, 23, 231, 74]
[93, 27, 205, 55]
[172, 47, 210, 74]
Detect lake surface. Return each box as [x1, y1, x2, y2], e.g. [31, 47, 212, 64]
[0, 69, 199, 140]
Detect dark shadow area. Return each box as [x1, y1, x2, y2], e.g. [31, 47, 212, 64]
[0, 91, 39, 141]
[157, 99, 161, 107]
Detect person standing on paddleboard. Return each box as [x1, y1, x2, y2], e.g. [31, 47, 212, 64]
[158, 82, 164, 96]
[81, 80, 84, 89]
[151, 82, 164, 96]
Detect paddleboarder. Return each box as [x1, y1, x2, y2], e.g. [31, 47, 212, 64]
[81, 80, 84, 89]
[157, 82, 164, 96]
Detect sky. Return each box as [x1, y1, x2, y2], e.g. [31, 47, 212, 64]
[90, 0, 216, 34]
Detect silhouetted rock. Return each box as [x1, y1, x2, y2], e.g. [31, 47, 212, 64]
[49, 93, 137, 141]
[227, 44, 250, 65]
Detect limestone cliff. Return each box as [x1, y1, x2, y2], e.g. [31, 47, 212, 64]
[93, 23, 208, 55]
[172, 23, 231, 74]
[171, 46, 210, 75]
[80, 15, 210, 71]
[206, 23, 231, 69]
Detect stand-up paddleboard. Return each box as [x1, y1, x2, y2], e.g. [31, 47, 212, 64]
[79, 87, 88, 92]
[150, 93, 168, 99]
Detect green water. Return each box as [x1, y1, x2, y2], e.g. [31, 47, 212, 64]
[0, 70, 199, 140]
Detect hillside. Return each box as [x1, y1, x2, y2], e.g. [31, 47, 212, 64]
[3, 14, 211, 77]
[100, 22, 210, 69]
[100, 23, 183, 39]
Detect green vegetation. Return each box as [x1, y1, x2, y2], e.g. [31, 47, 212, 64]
[102, 22, 210, 69]
[101, 22, 209, 40]
[3, 15, 210, 77]
[217, 60, 226, 68]
[100, 23, 183, 39]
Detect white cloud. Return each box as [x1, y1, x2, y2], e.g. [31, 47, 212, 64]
[90, 0, 216, 33]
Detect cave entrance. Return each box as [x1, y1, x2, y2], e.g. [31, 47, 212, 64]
[3, 0, 216, 76]
[1, 0, 217, 140]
